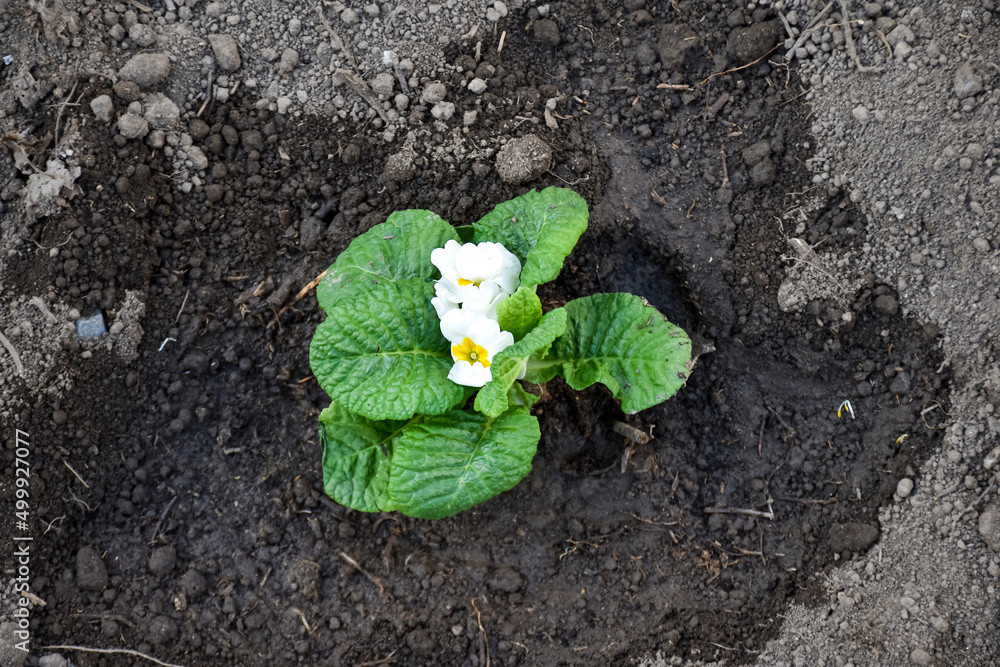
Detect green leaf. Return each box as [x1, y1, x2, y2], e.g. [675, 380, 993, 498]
[309, 279, 466, 420]
[388, 408, 540, 519]
[474, 308, 567, 418]
[496, 285, 543, 341]
[319, 404, 413, 513]
[317, 210, 459, 312]
[529, 293, 691, 414]
[472, 187, 588, 287]
[506, 382, 540, 414]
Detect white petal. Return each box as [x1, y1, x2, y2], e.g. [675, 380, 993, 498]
[431, 240, 462, 282]
[466, 317, 514, 360]
[434, 279, 463, 305]
[439, 308, 480, 343]
[448, 360, 492, 387]
[462, 281, 507, 319]
[495, 250, 522, 294]
[431, 295, 458, 320]
[456, 243, 502, 284]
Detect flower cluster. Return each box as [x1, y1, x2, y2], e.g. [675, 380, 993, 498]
[431, 240, 520, 387]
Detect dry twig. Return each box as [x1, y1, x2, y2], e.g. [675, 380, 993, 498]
[340, 551, 386, 594]
[39, 645, 186, 667]
[838, 0, 883, 73]
[471, 598, 490, 667]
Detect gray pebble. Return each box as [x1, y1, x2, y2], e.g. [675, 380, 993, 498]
[954, 63, 983, 100]
[300, 216, 322, 250]
[147, 615, 177, 644]
[143, 93, 180, 130]
[910, 648, 932, 666]
[978, 501, 1000, 552]
[852, 105, 870, 124]
[384, 148, 417, 182]
[76, 545, 108, 590]
[117, 113, 149, 140]
[463, 109, 478, 126]
[468, 77, 487, 94]
[288, 17, 301, 35]
[90, 95, 114, 123]
[38, 655, 67, 667]
[371, 72, 395, 97]
[886, 24, 914, 46]
[496, 134, 552, 185]
[279, 48, 300, 74]
[532, 19, 560, 46]
[261, 47, 279, 62]
[364, 4, 381, 17]
[148, 545, 177, 577]
[394, 93, 410, 111]
[894, 41, 913, 59]
[128, 22, 157, 47]
[890, 371, 911, 394]
[118, 53, 172, 88]
[340, 8, 358, 24]
[973, 237, 990, 252]
[875, 294, 899, 315]
[420, 82, 447, 104]
[187, 146, 209, 170]
[109, 23, 125, 41]
[209, 34, 242, 72]
[277, 96, 293, 114]
[431, 101, 455, 120]
[896, 477, 914, 498]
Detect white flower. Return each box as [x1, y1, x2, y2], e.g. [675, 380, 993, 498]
[440, 309, 514, 387]
[432, 280, 507, 320]
[431, 240, 521, 309]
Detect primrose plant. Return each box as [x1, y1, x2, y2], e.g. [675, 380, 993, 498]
[309, 187, 692, 519]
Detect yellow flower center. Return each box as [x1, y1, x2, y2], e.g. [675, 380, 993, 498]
[457, 277, 483, 287]
[452, 337, 491, 368]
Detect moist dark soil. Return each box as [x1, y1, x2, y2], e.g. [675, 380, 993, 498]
[2, 1, 951, 666]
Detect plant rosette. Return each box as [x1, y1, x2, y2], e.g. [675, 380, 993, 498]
[310, 187, 692, 519]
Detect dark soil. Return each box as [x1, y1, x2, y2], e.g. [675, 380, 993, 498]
[2, 2, 950, 666]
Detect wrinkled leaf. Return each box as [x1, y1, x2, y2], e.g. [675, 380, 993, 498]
[474, 308, 567, 418]
[319, 403, 413, 513]
[528, 293, 691, 413]
[317, 209, 459, 312]
[310, 279, 466, 420]
[388, 408, 540, 519]
[473, 187, 588, 287]
[496, 285, 543, 341]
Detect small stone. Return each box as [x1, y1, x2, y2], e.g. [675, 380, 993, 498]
[852, 105, 870, 124]
[279, 48, 300, 74]
[468, 77, 487, 94]
[128, 22, 157, 47]
[886, 24, 915, 46]
[340, 8, 358, 24]
[108, 23, 125, 41]
[117, 113, 149, 140]
[486, 8, 501, 22]
[288, 17, 301, 35]
[896, 477, 914, 498]
[147, 615, 177, 645]
[189, 118, 210, 140]
[894, 41, 913, 59]
[909, 648, 932, 666]
[371, 72, 394, 96]
[276, 96, 293, 114]
[394, 93, 410, 111]
[187, 146, 209, 171]
[750, 158, 777, 187]
[76, 545, 108, 590]
[979, 501, 1000, 552]
[420, 82, 447, 104]
[463, 110, 478, 126]
[113, 80, 141, 102]
[364, 4, 380, 17]
[90, 95, 114, 123]
[496, 134, 552, 185]
[431, 101, 455, 120]
[890, 372, 911, 394]
[384, 148, 416, 181]
[38, 655, 67, 667]
[532, 19, 560, 46]
[118, 53, 172, 88]
[954, 63, 983, 100]
[973, 237, 990, 252]
[208, 34, 242, 72]
[658, 23, 698, 70]
[874, 294, 898, 315]
[930, 616, 950, 633]
[180, 569, 208, 600]
[143, 93, 180, 130]
[205, 183, 224, 203]
[728, 21, 783, 65]
[148, 545, 177, 577]
[827, 522, 879, 554]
